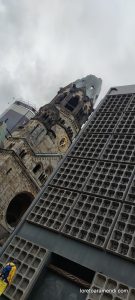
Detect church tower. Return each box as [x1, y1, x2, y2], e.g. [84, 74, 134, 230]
[0, 75, 102, 242]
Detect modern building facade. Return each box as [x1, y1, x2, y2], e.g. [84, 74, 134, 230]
[0, 122, 7, 147]
[0, 100, 37, 138]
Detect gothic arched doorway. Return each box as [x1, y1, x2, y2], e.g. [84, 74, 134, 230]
[6, 192, 34, 228]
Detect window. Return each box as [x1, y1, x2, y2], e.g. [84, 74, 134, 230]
[19, 150, 27, 159]
[65, 96, 79, 112]
[90, 85, 94, 90]
[38, 173, 47, 184]
[18, 126, 24, 129]
[30, 124, 40, 134]
[45, 165, 53, 175]
[33, 163, 42, 174]
[59, 118, 65, 125]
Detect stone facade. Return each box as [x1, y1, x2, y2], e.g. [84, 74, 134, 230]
[0, 75, 102, 243]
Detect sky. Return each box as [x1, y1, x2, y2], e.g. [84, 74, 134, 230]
[0, 0, 135, 114]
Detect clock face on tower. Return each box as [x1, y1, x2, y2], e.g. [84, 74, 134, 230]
[58, 136, 68, 152]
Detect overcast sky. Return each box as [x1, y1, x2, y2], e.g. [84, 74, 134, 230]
[0, 0, 135, 114]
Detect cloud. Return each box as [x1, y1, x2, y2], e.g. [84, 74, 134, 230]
[0, 0, 135, 113]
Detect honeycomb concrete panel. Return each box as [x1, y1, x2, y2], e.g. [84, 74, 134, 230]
[84, 161, 134, 202]
[126, 94, 135, 111]
[86, 273, 135, 300]
[83, 112, 122, 134]
[115, 112, 135, 135]
[107, 204, 135, 261]
[27, 186, 79, 232]
[101, 135, 135, 164]
[50, 157, 96, 191]
[0, 236, 48, 300]
[125, 175, 135, 204]
[69, 134, 109, 160]
[62, 194, 121, 249]
[97, 94, 132, 113]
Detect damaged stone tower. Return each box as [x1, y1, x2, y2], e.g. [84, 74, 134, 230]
[0, 75, 102, 244]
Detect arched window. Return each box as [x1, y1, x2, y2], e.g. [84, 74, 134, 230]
[6, 192, 34, 228]
[65, 96, 79, 112]
[33, 163, 42, 174]
[45, 165, 53, 176]
[90, 85, 94, 90]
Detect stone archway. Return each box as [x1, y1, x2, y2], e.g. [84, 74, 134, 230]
[6, 192, 34, 228]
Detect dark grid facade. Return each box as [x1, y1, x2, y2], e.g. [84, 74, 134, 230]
[28, 91, 135, 257]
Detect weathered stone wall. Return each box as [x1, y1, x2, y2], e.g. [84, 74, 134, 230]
[4, 137, 62, 186]
[7, 119, 72, 154]
[0, 135, 62, 236]
[0, 151, 38, 232]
